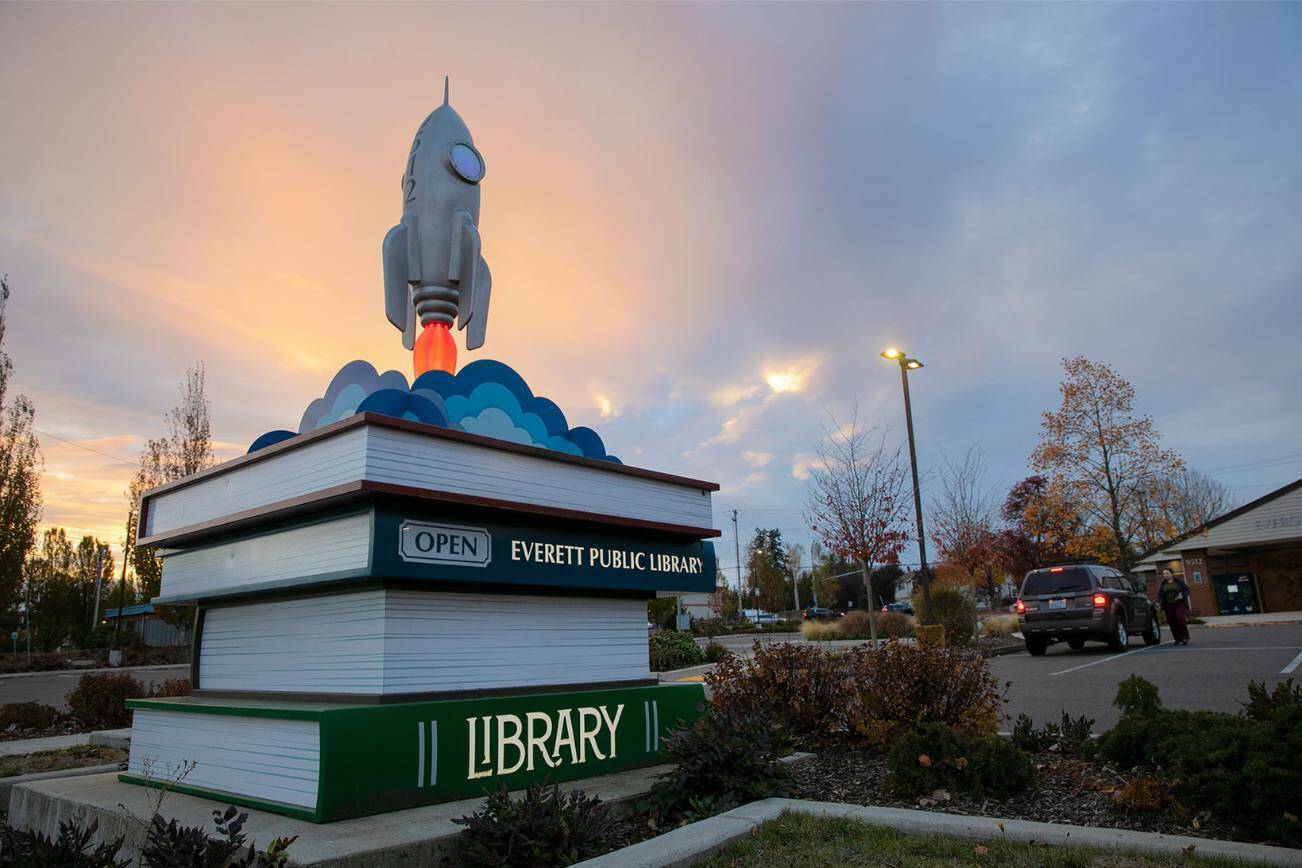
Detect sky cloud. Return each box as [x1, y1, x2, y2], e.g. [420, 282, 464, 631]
[2, 3, 1300, 567]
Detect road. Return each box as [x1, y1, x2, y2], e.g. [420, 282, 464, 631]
[0, 665, 188, 709]
[990, 623, 1302, 728]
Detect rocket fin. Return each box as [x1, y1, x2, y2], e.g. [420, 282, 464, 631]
[402, 286, 416, 350]
[466, 258, 491, 350]
[382, 223, 410, 331]
[456, 220, 482, 330]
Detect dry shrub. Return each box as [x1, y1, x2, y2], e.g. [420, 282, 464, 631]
[1112, 776, 1170, 811]
[980, 614, 1019, 638]
[65, 673, 146, 729]
[707, 642, 859, 747]
[837, 611, 874, 640]
[848, 643, 1004, 749]
[0, 702, 61, 731]
[799, 620, 841, 641]
[876, 612, 913, 639]
[153, 677, 191, 698]
[914, 624, 945, 648]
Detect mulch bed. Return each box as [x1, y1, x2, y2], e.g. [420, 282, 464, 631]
[789, 747, 1238, 843]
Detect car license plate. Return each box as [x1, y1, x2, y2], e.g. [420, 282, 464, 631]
[1049, 599, 1067, 610]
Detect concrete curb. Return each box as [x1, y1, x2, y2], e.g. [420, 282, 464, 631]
[0, 728, 131, 757]
[575, 798, 1302, 867]
[0, 662, 189, 680]
[0, 762, 125, 805]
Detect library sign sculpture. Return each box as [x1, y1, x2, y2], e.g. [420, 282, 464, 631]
[121, 89, 717, 823]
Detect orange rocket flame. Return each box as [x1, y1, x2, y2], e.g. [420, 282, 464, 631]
[413, 323, 456, 377]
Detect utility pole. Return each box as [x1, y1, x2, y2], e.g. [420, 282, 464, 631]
[91, 547, 104, 629]
[881, 348, 935, 623]
[23, 566, 31, 663]
[731, 510, 743, 621]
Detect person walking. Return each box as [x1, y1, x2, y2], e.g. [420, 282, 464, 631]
[1158, 569, 1192, 646]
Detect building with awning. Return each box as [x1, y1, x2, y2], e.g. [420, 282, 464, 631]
[1134, 478, 1302, 616]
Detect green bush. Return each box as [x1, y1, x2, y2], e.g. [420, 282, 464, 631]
[1009, 711, 1094, 753]
[453, 782, 615, 867]
[141, 804, 296, 867]
[648, 705, 791, 820]
[1095, 678, 1302, 845]
[703, 641, 731, 663]
[707, 642, 856, 747]
[886, 723, 1035, 798]
[65, 672, 146, 729]
[647, 597, 678, 630]
[648, 631, 706, 672]
[0, 817, 128, 868]
[847, 643, 1004, 749]
[1241, 677, 1302, 721]
[0, 701, 61, 731]
[1114, 675, 1162, 718]
[691, 617, 729, 637]
[915, 586, 975, 646]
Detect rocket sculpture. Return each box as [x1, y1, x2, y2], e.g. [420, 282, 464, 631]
[383, 80, 491, 377]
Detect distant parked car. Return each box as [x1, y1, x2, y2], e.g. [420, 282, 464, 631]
[802, 606, 838, 621]
[881, 602, 914, 615]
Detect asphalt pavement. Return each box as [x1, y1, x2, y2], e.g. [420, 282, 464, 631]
[990, 622, 1302, 729]
[0, 664, 188, 709]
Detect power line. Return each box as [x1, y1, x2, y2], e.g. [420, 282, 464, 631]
[34, 429, 136, 467]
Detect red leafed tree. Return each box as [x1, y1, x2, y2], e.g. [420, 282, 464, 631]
[803, 410, 912, 641]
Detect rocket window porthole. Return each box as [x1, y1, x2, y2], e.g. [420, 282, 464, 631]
[449, 143, 485, 184]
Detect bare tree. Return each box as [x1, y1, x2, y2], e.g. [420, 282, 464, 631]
[804, 410, 912, 640]
[128, 363, 216, 603]
[0, 276, 42, 612]
[1164, 468, 1235, 535]
[930, 446, 1002, 607]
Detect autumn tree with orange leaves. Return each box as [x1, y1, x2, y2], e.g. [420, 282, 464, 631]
[1030, 357, 1184, 572]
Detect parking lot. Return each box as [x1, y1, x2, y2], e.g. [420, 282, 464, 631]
[992, 622, 1302, 728]
[686, 623, 1302, 731]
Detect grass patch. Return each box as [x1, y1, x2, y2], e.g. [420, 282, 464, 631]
[697, 811, 1249, 867]
[0, 745, 127, 778]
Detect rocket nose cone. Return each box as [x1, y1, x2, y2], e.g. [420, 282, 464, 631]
[418, 103, 473, 144]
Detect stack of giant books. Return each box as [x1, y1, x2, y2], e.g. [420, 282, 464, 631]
[124, 412, 717, 822]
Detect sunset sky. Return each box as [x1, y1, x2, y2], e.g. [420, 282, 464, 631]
[2, 3, 1299, 573]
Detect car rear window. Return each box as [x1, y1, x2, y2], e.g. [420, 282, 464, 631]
[1022, 568, 1092, 595]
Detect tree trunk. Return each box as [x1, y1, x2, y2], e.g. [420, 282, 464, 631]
[860, 563, 879, 646]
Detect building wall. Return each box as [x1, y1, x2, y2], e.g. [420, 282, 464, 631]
[1177, 550, 1218, 616]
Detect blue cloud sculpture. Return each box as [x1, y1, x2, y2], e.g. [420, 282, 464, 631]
[249, 359, 619, 463]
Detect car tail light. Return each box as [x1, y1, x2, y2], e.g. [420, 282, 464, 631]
[1049, 566, 1064, 573]
[1092, 593, 1108, 608]
[1015, 600, 1025, 614]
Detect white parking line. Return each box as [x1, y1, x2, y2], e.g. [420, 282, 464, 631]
[1049, 641, 1170, 677]
[1281, 650, 1302, 675]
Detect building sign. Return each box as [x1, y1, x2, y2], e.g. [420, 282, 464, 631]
[374, 506, 716, 594]
[1255, 515, 1302, 532]
[399, 521, 492, 567]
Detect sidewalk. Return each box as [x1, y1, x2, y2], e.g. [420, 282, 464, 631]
[1202, 611, 1302, 628]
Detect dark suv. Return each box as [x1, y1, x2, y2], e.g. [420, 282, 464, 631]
[1015, 563, 1160, 656]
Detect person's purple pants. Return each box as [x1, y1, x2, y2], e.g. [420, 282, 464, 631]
[1163, 602, 1190, 643]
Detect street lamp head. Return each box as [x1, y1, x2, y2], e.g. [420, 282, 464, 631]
[881, 348, 903, 360]
[905, 359, 923, 370]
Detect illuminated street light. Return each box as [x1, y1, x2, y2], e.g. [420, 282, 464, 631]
[881, 347, 934, 622]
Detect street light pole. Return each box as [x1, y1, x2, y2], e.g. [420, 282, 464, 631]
[732, 509, 743, 622]
[883, 348, 935, 624]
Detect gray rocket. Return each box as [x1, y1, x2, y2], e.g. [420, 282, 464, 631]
[382, 80, 491, 373]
